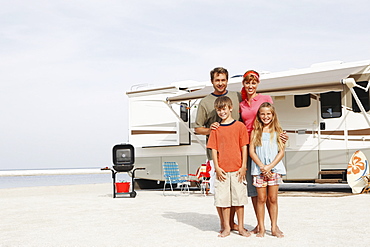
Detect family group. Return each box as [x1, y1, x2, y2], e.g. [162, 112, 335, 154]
[194, 67, 287, 238]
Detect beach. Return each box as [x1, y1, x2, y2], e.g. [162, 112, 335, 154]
[0, 183, 369, 247]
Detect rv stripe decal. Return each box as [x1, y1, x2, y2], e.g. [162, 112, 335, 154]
[131, 130, 177, 135]
[285, 128, 370, 136]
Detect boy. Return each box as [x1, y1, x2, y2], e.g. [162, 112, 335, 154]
[206, 96, 250, 238]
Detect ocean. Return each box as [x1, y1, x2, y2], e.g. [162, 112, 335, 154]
[0, 168, 130, 189]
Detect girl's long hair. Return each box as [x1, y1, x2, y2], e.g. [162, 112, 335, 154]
[251, 102, 284, 151]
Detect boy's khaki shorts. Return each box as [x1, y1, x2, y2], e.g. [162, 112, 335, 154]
[214, 171, 248, 207]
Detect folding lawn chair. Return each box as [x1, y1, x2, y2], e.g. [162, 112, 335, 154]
[162, 162, 190, 196]
[198, 162, 211, 195]
[189, 162, 211, 196]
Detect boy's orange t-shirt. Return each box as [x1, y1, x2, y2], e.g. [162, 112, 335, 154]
[207, 120, 249, 172]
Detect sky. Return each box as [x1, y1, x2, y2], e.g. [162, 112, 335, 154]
[1, 0, 370, 170]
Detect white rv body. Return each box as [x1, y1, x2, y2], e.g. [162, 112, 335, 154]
[126, 60, 370, 186]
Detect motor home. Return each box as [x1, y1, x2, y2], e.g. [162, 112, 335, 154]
[126, 60, 370, 188]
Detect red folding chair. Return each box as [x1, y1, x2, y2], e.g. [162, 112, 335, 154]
[189, 162, 211, 195]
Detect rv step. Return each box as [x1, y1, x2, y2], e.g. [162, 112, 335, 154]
[315, 179, 343, 184]
[319, 170, 346, 175]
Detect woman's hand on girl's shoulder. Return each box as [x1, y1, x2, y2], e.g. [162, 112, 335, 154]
[279, 131, 289, 144]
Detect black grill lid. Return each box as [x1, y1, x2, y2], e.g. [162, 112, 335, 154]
[112, 144, 135, 166]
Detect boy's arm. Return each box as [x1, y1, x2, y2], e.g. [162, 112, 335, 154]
[212, 149, 226, 181]
[237, 145, 247, 183]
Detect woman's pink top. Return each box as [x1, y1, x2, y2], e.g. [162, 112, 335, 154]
[240, 94, 273, 137]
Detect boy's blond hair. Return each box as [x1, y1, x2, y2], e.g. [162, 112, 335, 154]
[214, 96, 233, 110]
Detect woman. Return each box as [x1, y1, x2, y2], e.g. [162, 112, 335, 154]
[240, 70, 286, 235]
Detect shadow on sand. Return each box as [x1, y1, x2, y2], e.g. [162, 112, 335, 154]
[162, 211, 254, 232]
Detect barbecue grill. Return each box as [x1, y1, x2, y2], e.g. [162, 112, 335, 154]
[107, 144, 145, 198]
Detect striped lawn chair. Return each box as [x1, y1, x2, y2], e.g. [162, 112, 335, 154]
[163, 162, 190, 196]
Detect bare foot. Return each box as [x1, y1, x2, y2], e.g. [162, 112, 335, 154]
[218, 229, 230, 238]
[232, 223, 248, 232]
[272, 229, 284, 238]
[251, 225, 259, 234]
[238, 228, 251, 237]
[272, 226, 284, 238]
[256, 230, 265, 238]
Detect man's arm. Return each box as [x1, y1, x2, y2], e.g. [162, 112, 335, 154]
[194, 102, 211, 135]
[194, 127, 211, 136]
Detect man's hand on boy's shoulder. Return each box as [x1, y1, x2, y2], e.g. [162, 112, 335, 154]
[210, 122, 220, 130]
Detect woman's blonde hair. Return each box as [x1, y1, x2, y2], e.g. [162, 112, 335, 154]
[251, 102, 284, 151]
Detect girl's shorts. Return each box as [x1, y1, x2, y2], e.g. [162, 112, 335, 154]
[253, 173, 282, 188]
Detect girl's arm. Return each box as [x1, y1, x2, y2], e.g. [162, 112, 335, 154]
[237, 145, 247, 183]
[212, 149, 226, 181]
[249, 131, 266, 173]
[265, 145, 286, 173]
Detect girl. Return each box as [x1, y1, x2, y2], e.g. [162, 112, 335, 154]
[249, 102, 286, 238]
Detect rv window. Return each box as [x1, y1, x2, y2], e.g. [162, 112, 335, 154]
[352, 81, 370, 112]
[294, 94, 311, 108]
[320, 92, 342, 119]
[180, 102, 188, 122]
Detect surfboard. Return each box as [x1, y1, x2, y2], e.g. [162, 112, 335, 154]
[347, 150, 369, 193]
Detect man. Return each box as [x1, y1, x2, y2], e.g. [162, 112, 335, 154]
[194, 67, 242, 233]
[194, 67, 241, 192]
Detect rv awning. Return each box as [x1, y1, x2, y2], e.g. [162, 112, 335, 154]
[168, 61, 370, 103]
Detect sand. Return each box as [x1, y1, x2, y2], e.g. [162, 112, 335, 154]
[0, 183, 369, 247]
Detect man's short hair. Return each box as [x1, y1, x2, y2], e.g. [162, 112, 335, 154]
[214, 96, 233, 110]
[210, 67, 228, 81]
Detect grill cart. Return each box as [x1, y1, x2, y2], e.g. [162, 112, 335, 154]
[107, 144, 145, 198]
